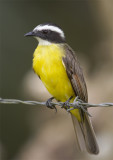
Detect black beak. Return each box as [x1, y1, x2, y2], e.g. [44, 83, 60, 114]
[24, 31, 35, 37]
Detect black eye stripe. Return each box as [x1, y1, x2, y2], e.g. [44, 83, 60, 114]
[33, 29, 65, 43]
[42, 30, 49, 34]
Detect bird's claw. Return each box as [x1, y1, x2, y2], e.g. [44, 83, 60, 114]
[62, 96, 73, 109]
[46, 97, 57, 112]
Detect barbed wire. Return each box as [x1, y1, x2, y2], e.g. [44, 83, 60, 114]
[0, 97, 113, 113]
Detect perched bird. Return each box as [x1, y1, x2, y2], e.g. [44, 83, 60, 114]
[25, 23, 99, 154]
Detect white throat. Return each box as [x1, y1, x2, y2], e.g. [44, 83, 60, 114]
[36, 37, 52, 46]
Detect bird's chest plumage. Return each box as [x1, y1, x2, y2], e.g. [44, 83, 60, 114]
[33, 44, 75, 101]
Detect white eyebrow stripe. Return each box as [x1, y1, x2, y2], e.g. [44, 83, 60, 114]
[33, 25, 65, 38]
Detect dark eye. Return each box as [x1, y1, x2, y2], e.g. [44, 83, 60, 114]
[42, 30, 49, 34]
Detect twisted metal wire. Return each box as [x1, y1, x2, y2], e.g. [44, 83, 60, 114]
[0, 97, 113, 111]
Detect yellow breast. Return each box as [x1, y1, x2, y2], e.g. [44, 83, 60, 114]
[33, 44, 81, 121]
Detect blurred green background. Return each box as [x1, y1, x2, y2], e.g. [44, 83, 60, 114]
[0, 0, 113, 160]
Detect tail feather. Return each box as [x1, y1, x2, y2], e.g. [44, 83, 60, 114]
[71, 113, 99, 154]
[71, 114, 86, 152]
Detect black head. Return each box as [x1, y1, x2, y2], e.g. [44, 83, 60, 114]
[25, 23, 66, 44]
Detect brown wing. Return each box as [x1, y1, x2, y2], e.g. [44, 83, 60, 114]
[62, 44, 88, 102]
[62, 44, 99, 154]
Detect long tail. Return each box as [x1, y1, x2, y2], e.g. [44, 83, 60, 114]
[71, 113, 99, 154]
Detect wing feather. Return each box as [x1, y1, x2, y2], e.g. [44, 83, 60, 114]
[62, 44, 88, 102]
[62, 44, 99, 154]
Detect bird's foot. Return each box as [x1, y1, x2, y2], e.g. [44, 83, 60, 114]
[46, 97, 57, 112]
[62, 96, 73, 109]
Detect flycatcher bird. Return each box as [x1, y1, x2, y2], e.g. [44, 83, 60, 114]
[25, 23, 99, 154]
